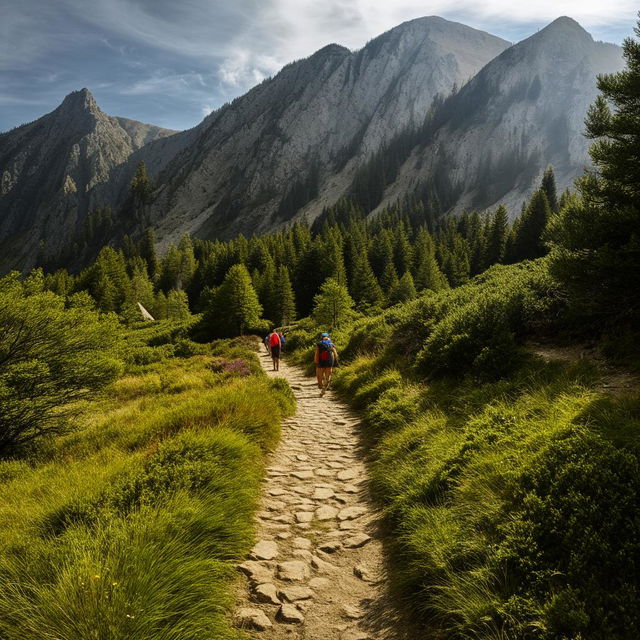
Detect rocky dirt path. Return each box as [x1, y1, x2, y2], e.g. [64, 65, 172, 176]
[234, 351, 408, 640]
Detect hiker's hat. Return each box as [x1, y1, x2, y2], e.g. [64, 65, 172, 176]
[321, 332, 329, 338]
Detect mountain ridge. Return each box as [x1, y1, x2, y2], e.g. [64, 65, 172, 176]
[0, 16, 624, 271]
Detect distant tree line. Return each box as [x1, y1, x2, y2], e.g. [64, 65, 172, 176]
[38, 168, 561, 337]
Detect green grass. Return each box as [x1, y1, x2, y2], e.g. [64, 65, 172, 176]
[287, 259, 640, 639]
[0, 331, 294, 640]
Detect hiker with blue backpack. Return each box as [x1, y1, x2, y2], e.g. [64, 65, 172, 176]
[314, 332, 339, 396]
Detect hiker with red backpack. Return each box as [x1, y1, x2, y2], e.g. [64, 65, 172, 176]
[269, 330, 282, 371]
[314, 332, 338, 396]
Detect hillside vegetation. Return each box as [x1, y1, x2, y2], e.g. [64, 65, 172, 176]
[285, 259, 639, 639]
[0, 312, 294, 640]
[282, 26, 640, 638]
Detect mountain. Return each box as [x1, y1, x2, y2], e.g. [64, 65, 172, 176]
[0, 89, 181, 271]
[369, 17, 625, 216]
[0, 17, 625, 272]
[147, 16, 510, 246]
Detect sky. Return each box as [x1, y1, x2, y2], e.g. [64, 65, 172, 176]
[0, 1, 637, 133]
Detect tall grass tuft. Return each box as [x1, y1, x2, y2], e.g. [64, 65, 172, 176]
[0, 331, 294, 639]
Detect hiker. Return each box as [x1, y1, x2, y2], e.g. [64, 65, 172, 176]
[314, 332, 338, 396]
[269, 329, 281, 371]
[278, 331, 286, 352]
[263, 333, 271, 355]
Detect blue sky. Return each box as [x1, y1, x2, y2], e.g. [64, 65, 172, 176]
[1, 0, 637, 132]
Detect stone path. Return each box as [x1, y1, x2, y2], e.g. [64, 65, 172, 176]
[234, 351, 408, 640]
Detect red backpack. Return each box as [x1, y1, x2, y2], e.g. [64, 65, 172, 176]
[270, 333, 281, 347]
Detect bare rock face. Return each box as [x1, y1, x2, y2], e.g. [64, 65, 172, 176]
[0, 89, 181, 271]
[376, 17, 625, 218]
[148, 17, 510, 246]
[0, 17, 625, 273]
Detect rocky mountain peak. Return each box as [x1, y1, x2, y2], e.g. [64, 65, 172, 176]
[528, 16, 593, 47]
[59, 88, 101, 116]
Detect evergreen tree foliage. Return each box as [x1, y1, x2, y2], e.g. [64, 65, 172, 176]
[548, 16, 640, 328]
[274, 265, 297, 326]
[140, 228, 159, 280]
[312, 277, 355, 329]
[390, 271, 417, 305]
[166, 289, 191, 320]
[349, 247, 383, 309]
[204, 264, 263, 336]
[513, 190, 552, 260]
[541, 166, 559, 213]
[129, 161, 153, 204]
[485, 205, 509, 266]
[177, 234, 197, 290]
[380, 261, 399, 296]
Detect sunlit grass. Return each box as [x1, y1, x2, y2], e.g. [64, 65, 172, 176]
[0, 343, 294, 640]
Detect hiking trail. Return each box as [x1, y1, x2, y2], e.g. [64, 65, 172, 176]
[234, 351, 409, 640]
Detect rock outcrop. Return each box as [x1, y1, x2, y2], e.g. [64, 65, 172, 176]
[0, 89, 179, 271]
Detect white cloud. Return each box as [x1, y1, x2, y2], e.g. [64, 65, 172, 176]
[120, 71, 207, 96]
[201, 103, 214, 117]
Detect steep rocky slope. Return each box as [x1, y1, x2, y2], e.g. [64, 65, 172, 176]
[148, 17, 509, 245]
[0, 17, 625, 272]
[372, 17, 624, 217]
[0, 89, 180, 271]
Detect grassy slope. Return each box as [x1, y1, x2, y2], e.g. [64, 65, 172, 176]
[289, 259, 640, 640]
[0, 329, 294, 640]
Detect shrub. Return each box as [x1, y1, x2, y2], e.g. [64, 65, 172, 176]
[0, 285, 123, 455]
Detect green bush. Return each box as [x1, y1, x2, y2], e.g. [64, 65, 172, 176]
[0, 282, 124, 455]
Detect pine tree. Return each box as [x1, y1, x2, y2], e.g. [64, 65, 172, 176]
[548, 16, 640, 327]
[485, 205, 509, 266]
[413, 228, 448, 292]
[204, 264, 263, 336]
[274, 265, 297, 326]
[390, 272, 417, 305]
[140, 228, 159, 280]
[177, 234, 197, 290]
[380, 260, 399, 295]
[158, 244, 182, 291]
[541, 166, 559, 213]
[514, 190, 552, 260]
[166, 289, 191, 320]
[349, 247, 383, 309]
[152, 290, 168, 319]
[312, 277, 354, 329]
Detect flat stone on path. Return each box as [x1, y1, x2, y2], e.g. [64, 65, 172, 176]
[295, 511, 313, 523]
[251, 540, 279, 560]
[278, 586, 314, 602]
[277, 561, 310, 582]
[343, 533, 371, 549]
[308, 576, 331, 589]
[291, 470, 314, 480]
[292, 537, 312, 549]
[338, 507, 367, 521]
[316, 505, 339, 520]
[236, 608, 272, 631]
[312, 555, 337, 573]
[312, 487, 335, 499]
[278, 603, 305, 624]
[254, 583, 280, 605]
[337, 469, 359, 481]
[238, 561, 273, 585]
